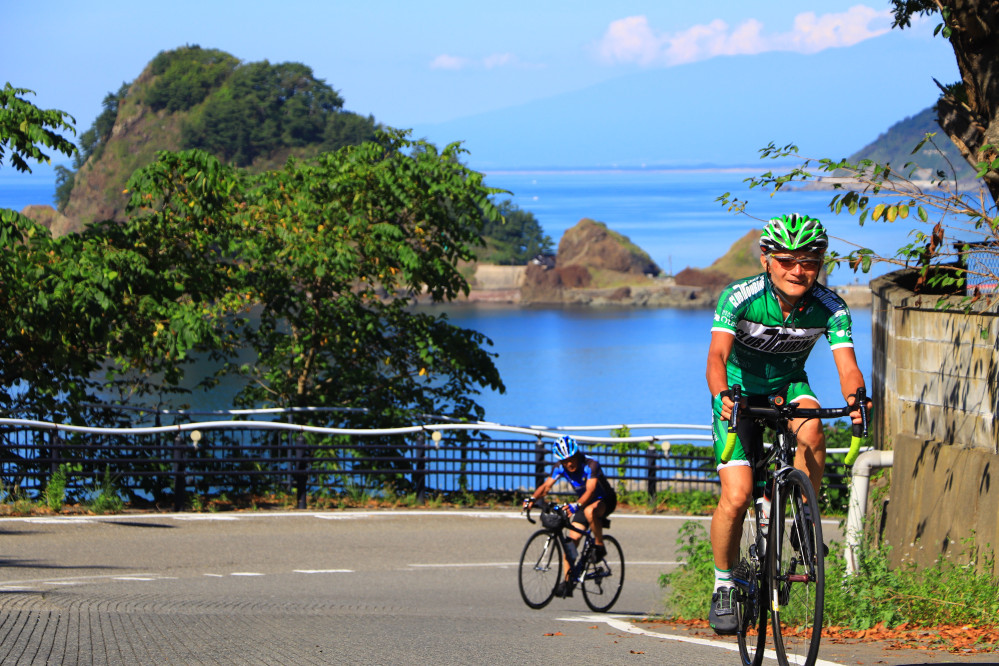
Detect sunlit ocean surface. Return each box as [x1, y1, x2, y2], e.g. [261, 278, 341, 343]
[441, 304, 872, 429]
[3, 169, 875, 428]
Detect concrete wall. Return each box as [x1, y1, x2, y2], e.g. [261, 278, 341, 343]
[870, 270, 999, 571]
[887, 433, 999, 570]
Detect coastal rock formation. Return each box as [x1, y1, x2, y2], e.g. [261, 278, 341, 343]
[675, 229, 762, 289]
[555, 218, 660, 276]
[520, 218, 667, 305]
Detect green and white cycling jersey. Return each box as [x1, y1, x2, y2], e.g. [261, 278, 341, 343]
[711, 272, 854, 396]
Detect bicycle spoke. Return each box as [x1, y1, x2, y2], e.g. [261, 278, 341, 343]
[769, 469, 824, 666]
[518, 530, 562, 609]
[580, 535, 624, 612]
[735, 505, 767, 666]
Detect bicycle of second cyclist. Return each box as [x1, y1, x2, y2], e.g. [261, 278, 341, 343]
[518, 499, 625, 612]
[723, 385, 869, 666]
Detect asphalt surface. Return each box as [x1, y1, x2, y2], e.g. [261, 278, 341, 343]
[0, 510, 994, 665]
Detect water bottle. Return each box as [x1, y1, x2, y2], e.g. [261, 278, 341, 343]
[565, 540, 579, 563]
[756, 495, 771, 537]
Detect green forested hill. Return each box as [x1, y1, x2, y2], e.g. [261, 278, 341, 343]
[55, 46, 379, 232]
[848, 106, 975, 181]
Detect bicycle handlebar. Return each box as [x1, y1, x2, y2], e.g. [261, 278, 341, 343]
[720, 385, 870, 465]
[522, 498, 569, 525]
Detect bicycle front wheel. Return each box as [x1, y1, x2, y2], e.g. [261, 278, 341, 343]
[581, 534, 624, 612]
[518, 530, 563, 609]
[735, 505, 767, 666]
[769, 469, 824, 666]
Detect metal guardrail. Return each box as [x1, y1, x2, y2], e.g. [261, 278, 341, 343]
[0, 410, 857, 512]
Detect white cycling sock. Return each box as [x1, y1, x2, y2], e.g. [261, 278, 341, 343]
[714, 567, 733, 590]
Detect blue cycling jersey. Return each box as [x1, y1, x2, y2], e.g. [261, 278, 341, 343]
[550, 456, 614, 501]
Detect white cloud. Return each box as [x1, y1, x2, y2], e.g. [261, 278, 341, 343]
[597, 6, 893, 67]
[430, 54, 469, 70]
[596, 15, 664, 66]
[483, 53, 514, 69]
[430, 52, 541, 71]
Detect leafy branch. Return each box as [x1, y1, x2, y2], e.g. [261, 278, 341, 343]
[717, 138, 999, 310]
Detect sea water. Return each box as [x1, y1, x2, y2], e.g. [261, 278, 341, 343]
[483, 168, 913, 286]
[441, 304, 872, 430]
[2, 170, 877, 428]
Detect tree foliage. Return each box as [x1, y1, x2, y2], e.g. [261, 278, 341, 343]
[478, 200, 554, 265]
[0, 84, 76, 174]
[718, 138, 998, 307]
[55, 47, 381, 213]
[77, 83, 130, 166]
[222, 130, 505, 422]
[182, 59, 378, 166]
[3, 120, 506, 427]
[144, 46, 240, 113]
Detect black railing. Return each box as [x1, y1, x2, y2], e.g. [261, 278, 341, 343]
[0, 420, 855, 512]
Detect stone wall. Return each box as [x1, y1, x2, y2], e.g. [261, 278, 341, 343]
[871, 270, 999, 571]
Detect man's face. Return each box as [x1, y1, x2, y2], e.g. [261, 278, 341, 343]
[761, 250, 823, 302]
[563, 456, 580, 473]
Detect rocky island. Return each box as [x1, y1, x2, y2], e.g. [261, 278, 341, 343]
[455, 218, 870, 309]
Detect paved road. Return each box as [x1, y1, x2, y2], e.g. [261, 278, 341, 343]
[0, 511, 991, 665]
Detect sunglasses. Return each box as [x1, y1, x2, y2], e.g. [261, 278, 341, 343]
[770, 255, 822, 271]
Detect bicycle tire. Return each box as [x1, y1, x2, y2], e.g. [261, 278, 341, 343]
[768, 468, 824, 666]
[581, 534, 624, 612]
[735, 505, 767, 666]
[518, 530, 563, 609]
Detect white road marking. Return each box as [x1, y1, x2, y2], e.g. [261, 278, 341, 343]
[315, 514, 365, 520]
[407, 562, 517, 569]
[406, 561, 678, 569]
[562, 615, 847, 666]
[113, 576, 176, 581]
[230, 572, 265, 576]
[173, 515, 239, 521]
[0, 573, 163, 587]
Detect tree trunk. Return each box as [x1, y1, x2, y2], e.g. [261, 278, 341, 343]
[935, 0, 999, 204]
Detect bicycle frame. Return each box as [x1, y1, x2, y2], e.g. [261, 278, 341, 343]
[722, 385, 870, 666]
[520, 499, 625, 612]
[525, 501, 594, 579]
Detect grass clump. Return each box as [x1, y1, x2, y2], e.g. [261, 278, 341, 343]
[825, 536, 999, 629]
[657, 519, 999, 631]
[85, 468, 124, 514]
[658, 521, 714, 619]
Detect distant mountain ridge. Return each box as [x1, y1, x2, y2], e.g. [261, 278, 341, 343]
[409, 35, 954, 170]
[848, 106, 975, 181]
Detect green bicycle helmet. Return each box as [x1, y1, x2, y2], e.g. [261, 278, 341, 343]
[760, 214, 828, 254]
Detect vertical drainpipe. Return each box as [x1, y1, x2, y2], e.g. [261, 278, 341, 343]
[845, 449, 894, 575]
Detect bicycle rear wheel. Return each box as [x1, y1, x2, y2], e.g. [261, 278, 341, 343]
[581, 534, 624, 612]
[769, 469, 824, 666]
[518, 530, 563, 609]
[735, 505, 767, 666]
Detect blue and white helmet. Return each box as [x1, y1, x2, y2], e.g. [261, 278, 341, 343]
[552, 435, 579, 461]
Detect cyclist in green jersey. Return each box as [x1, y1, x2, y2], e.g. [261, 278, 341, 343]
[705, 213, 870, 634]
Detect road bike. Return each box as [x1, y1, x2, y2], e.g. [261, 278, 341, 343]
[723, 385, 869, 666]
[518, 499, 625, 612]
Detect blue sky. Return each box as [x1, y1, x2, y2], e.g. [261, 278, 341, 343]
[4, 1, 953, 171]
